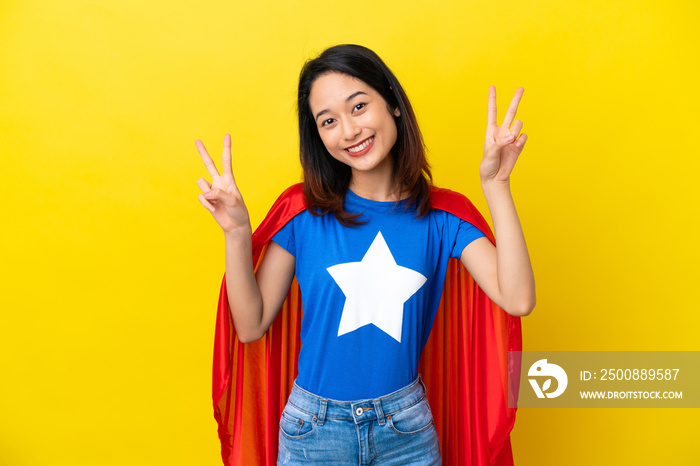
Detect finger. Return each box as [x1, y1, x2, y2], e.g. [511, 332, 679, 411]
[487, 86, 497, 127]
[483, 133, 515, 160]
[196, 177, 212, 194]
[501, 87, 524, 129]
[195, 139, 221, 179]
[510, 120, 523, 137]
[498, 134, 515, 147]
[515, 133, 528, 150]
[197, 193, 216, 213]
[204, 188, 237, 205]
[222, 134, 234, 178]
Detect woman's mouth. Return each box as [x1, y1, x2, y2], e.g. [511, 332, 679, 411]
[345, 136, 375, 157]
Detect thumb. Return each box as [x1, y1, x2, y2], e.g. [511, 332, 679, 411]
[484, 134, 514, 159]
[499, 134, 515, 145]
[205, 188, 237, 205]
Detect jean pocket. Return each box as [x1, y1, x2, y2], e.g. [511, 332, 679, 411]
[387, 397, 435, 436]
[279, 404, 317, 440]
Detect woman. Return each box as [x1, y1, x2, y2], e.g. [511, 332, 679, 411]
[196, 44, 535, 465]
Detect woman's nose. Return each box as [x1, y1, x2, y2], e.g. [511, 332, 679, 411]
[341, 118, 362, 140]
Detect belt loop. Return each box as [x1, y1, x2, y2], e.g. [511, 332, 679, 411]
[373, 399, 386, 426]
[418, 375, 427, 395]
[317, 399, 327, 425]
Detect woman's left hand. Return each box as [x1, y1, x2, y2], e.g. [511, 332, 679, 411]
[480, 86, 528, 183]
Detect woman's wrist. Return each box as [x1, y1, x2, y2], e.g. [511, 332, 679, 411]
[480, 178, 512, 197]
[480, 175, 509, 185]
[224, 223, 252, 242]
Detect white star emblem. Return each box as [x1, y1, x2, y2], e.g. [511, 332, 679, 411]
[326, 231, 427, 343]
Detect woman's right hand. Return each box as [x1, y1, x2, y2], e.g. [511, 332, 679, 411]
[196, 134, 251, 233]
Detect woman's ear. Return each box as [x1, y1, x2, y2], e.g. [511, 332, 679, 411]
[393, 107, 401, 117]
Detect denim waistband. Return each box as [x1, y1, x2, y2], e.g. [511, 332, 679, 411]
[286, 376, 427, 426]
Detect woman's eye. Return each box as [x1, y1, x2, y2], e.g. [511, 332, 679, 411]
[321, 118, 335, 127]
[353, 103, 366, 112]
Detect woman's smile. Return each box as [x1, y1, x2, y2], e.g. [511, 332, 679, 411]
[345, 136, 375, 156]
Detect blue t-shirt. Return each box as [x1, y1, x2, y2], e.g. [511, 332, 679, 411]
[271, 190, 485, 400]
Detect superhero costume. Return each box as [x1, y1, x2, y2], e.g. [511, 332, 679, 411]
[271, 188, 486, 400]
[212, 183, 522, 465]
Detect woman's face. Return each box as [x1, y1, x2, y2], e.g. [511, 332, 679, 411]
[308, 72, 400, 177]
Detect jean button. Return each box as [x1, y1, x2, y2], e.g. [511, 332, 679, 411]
[355, 407, 363, 416]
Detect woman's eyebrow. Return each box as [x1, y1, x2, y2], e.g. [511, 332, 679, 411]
[314, 91, 369, 121]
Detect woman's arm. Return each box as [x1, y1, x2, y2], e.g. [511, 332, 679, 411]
[459, 87, 536, 317]
[221, 229, 296, 343]
[196, 134, 296, 342]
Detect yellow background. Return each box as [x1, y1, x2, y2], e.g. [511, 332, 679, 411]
[1, 0, 698, 464]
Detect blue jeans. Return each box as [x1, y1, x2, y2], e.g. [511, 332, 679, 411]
[277, 376, 441, 465]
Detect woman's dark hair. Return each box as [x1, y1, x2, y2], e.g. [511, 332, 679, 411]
[298, 44, 432, 226]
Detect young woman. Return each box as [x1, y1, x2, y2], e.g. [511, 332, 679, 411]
[196, 44, 535, 465]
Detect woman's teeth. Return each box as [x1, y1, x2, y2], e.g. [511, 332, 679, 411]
[347, 137, 374, 153]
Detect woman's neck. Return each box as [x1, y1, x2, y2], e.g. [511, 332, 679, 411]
[349, 169, 405, 202]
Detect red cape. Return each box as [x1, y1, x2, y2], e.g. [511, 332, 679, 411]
[212, 183, 521, 465]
